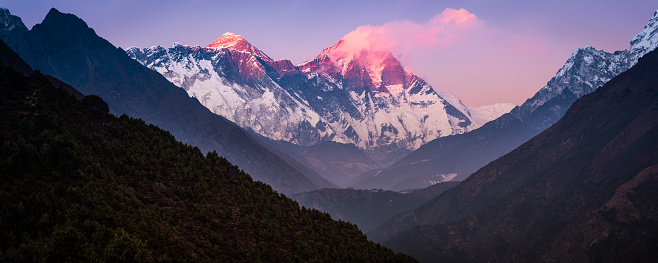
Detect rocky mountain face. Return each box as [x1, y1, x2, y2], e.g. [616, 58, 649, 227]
[0, 8, 334, 194]
[0, 38, 31, 75]
[0, 7, 26, 48]
[127, 33, 511, 165]
[369, 46, 658, 263]
[352, 10, 658, 191]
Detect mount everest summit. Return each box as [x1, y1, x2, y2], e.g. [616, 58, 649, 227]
[127, 33, 513, 164]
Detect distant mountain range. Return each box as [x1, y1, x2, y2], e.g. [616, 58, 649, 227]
[127, 32, 513, 167]
[352, 9, 658, 191]
[0, 8, 334, 194]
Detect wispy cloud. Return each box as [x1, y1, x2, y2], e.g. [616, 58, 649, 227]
[333, 8, 483, 59]
[328, 8, 558, 106]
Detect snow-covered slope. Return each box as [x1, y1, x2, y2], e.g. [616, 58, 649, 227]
[466, 102, 515, 127]
[514, 47, 631, 124]
[128, 33, 496, 162]
[294, 38, 478, 152]
[515, 9, 658, 124]
[630, 10, 658, 63]
[127, 38, 330, 147]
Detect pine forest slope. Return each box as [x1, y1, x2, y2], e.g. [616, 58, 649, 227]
[0, 57, 415, 262]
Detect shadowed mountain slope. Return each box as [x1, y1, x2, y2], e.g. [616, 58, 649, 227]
[0, 8, 332, 193]
[370, 47, 658, 263]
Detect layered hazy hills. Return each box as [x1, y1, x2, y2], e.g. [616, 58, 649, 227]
[353, 9, 658, 191]
[370, 46, 658, 262]
[127, 32, 513, 165]
[292, 181, 459, 233]
[0, 50, 415, 261]
[258, 139, 385, 187]
[0, 8, 335, 193]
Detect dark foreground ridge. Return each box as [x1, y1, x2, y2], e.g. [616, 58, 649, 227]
[371, 48, 658, 263]
[0, 58, 415, 262]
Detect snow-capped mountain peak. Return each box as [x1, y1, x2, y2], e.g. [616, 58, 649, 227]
[207, 32, 272, 61]
[207, 32, 247, 49]
[630, 10, 658, 63]
[0, 7, 27, 37]
[298, 38, 413, 96]
[520, 9, 658, 117]
[128, 31, 506, 163]
[466, 102, 516, 127]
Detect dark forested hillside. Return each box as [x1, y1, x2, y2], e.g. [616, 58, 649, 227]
[0, 62, 415, 262]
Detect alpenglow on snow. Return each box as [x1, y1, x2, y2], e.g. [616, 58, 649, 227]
[127, 33, 513, 160]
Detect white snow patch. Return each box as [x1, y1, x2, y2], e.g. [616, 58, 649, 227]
[467, 103, 516, 127]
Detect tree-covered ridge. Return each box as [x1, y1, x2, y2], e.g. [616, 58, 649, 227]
[0, 64, 416, 262]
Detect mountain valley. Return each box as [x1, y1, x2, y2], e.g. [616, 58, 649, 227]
[1, 4, 657, 262]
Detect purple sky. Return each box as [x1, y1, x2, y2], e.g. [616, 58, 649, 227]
[2, 0, 655, 106]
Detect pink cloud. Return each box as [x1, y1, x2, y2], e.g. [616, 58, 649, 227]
[333, 8, 484, 59]
[407, 22, 560, 107]
[325, 8, 562, 107]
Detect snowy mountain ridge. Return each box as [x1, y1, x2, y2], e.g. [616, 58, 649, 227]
[516, 9, 658, 122]
[630, 10, 658, 63]
[466, 103, 517, 127]
[127, 34, 512, 162]
[128, 42, 330, 145]
[207, 32, 273, 61]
